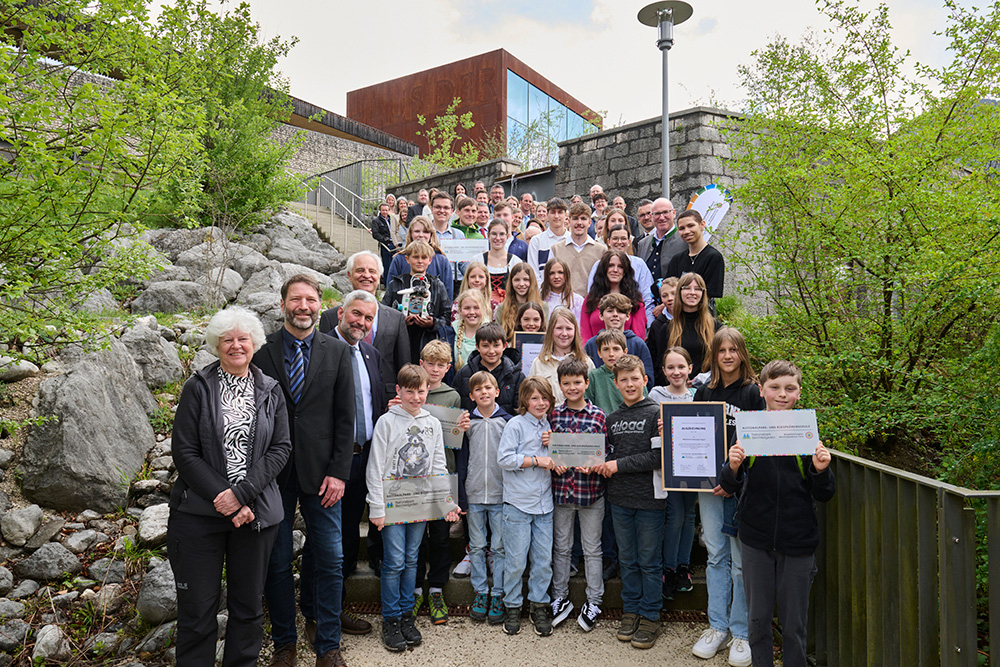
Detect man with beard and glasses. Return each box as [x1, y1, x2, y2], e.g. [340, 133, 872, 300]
[256, 275, 356, 667]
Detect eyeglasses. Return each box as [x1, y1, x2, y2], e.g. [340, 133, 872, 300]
[653, 210, 674, 217]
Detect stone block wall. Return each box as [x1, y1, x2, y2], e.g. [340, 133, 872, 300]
[273, 124, 416, 177]
[390, 158, 524, 203]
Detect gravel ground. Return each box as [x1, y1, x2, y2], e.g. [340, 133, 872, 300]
[274, 614, 740, 667]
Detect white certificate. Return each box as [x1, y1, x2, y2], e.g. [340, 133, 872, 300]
[549, 433, 606, 468]
[736, 409, 819, 457]
[424, 404, 466, 450]
[514, 332, 545, 375]
[671, 416, 717, 478]
[440, 238, 488, 263]
[383, 474, 460, 525]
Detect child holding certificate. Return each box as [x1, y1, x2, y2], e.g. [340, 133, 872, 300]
[648, 347, 698, 602]
[720, 360, 835, 667]
[366, 364, 460, 653]
[691, 328, 763, 666]
[496, 377, 556, 637]
[548, 357, 608, 633]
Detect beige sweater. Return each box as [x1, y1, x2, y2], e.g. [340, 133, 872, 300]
[552, 239, 607, 297]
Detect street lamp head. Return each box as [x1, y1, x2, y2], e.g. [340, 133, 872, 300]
[637, 1, 693, 28]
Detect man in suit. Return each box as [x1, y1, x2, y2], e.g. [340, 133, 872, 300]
[327, 289, 385, 637]
[258, 274, 355, 667]
[636, 197, 686, 282]
[319, 250, 409, 403]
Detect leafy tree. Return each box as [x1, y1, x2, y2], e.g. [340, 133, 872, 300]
[726, 0, 1000, 457]
[415, 97, 480, 171]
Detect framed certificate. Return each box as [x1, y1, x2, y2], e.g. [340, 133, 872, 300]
[424, 404, 466, 450]
[550, 433, 606, 468]
[735, 409, 819, 457]
[382, 473, 460, 526]
[513, 331, 545, 375]
[660, 402, 727, 492]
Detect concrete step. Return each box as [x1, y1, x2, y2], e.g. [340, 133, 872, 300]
[287, 201, 379, 257]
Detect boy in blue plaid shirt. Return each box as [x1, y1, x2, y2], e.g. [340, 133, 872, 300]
[547, 357, 608, 632]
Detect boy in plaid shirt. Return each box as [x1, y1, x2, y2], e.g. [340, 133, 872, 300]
[547, 357, 608, 632]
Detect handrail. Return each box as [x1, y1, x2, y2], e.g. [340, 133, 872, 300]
[831, 449, 1000, 499]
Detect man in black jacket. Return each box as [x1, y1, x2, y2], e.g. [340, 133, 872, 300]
[371, 203, 395, 287]
[257, 275, 355, 667]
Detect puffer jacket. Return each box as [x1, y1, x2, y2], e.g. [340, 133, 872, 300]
[169, 361, 291, 528]
[453, 347, 525, 416]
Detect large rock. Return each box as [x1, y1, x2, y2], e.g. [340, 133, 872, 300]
[189, 349, 217, 373]
[62, 529, 99, 554]
[120, 323, 184, 389]
[136, 564, 177, 624]
[0, 357, 39, 382]
[0, 568, 12, 596]
[237, 263, 334, 306]
[196, 267, 244, 303]
[0, 620, 29, 651]
[231, 248, 271, 280]
[32, 624, 71, 663]
[0, 599, 24, 620]
[147, 264, 192, 283]
[238, 292, 283, 333]
[79, 287, 119, 314]
[268, 237, 342, 274]
[137, 504, 169, 547]
[88, 558, 126, 584]
[13, 543, 82, 581]
[21, 338, 157, 512]
[143, 227, 224, 263]
[24, 518, 65, 549]
[130, 280, 208, 314]
[0, 505, 42, 546]
[134, 620, 176, 653]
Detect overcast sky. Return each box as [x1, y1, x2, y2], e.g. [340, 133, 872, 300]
[236, 0, 962, 128]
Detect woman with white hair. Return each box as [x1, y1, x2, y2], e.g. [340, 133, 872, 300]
[168, 306, 292, 667]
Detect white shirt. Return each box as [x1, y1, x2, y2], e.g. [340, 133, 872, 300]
[336, 329, 374, 442]
[527, 227, 571, 279]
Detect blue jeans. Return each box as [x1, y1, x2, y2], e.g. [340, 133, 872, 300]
[265, 475, 344, 654]
[700, 493, 748, 640]
[609, 503, 665, 621]
[468, 503, 505, 596]
[502, 504, 553, 608]
[663, 491, 698, 570]
[380, 521, 424, 618]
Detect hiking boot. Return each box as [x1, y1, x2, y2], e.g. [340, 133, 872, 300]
[412, 592, 424, 618]
[399, 613, 422, 647]
[630, 616, 661, 649]
[616, 612, 640, 642]
[428, 591, 449, 624]
[268, 643, 296, 667]
[529, 602, 552, 637]
[577, 602, 601, 632]
[487, 595, 505, 625]
[470, 592, 488, 622]
[340, 611, 372, 635]
[550, 596, 574, 627]
[380, 617, 405, 652]
[503, 605, 522, 635]
[676, 564, 694, 593]
[315, 649, 347, 667]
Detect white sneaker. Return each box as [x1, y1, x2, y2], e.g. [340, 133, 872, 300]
[452, 549, 471, 578]
[727, 637, 751, 667]
[692, 627, 731, 659]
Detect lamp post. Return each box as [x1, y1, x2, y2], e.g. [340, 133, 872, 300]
[638, 1, 693, 200]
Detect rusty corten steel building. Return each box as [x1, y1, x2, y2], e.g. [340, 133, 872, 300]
[346, 49, 600, 165]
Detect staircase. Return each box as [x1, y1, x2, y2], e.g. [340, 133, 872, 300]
[288, 200, 379, 257]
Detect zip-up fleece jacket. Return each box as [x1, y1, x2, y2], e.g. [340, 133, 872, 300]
[366, 405, 448, 520]
[720, 453, 836, 556]
[170, 362, 291, 528]
[461, 405, 513, 507]
[606, 397, 665, 511]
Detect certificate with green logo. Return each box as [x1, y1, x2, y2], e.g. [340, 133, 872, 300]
[382, 473, 459, 526]
[549, 433, 606, 468]
[735, 409, 818, 457]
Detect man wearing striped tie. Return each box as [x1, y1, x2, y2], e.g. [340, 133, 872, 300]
[257, 274, 356, 667]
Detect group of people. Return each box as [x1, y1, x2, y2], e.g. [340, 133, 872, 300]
[167, 179, 835, 667]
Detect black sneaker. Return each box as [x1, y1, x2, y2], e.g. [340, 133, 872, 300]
[662, 569, 676, 602]
[381, 617, 406, 652]
[529, 602, 552, 637]
[616, 612, 640, 641]
[550, 597, 574, 627]
[577, 602, 601, 632]
[503, 605, 522, 635]
[399, 613, 422, 646]
[675, 564, 694, 593]
[630, 616, 661, 649]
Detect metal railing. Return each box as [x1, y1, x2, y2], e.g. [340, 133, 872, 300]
[298, 181, 373, 254]
[810, 450, 998, 666]
[306, 158, 412, 222]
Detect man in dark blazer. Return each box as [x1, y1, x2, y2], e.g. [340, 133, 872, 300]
[257, 274, 355, 667]
[407, 188, 429, 221]
[326, 289, 385, 636]
[319, 250, 409, 405]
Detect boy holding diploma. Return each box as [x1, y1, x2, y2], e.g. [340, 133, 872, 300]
[720, 360, 835, 667]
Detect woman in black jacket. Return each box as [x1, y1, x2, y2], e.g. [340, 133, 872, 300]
[168, 306, 291, 667]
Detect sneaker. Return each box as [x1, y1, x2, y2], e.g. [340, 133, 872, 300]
[503, 605, 521, 635]
[693, 627, 731, 659]
[662, 569, 676, 602]
[631, 616, 661, 649]
[550, 597, 574, 627]
[381, 617, 406, 652]
[399, 613, 422, 647]
[453, 548, 471, 578]
[602, 558, 619, 581]
[616, 612, 640, 642]
[727, 637, 752, 667]
[470, 592, 488, 622]
[676, 564, 693, 593]
[577, 602, 601, 632]
[487, 595, 505, 625]
[529, 601, 552, 637]
[428, 591, 449, 624]
[412, 592, 424, 618]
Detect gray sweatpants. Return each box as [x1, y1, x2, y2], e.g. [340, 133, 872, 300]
[551, 497, 605, 606]
[741, 542, 816, 667]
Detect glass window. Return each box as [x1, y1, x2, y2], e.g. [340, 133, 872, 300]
[550, 102, 569, 142]
[507, 117, 527, 160]
[529, 84, 549, 130]
[507, 70, 528, 125]
[568, 111, 586, 139]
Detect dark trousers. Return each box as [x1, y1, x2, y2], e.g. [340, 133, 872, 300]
[168, 510, 277, 667]
[742, 542, 816, 667]
[338, 449, 381, 600]
[415, 519, 451, 590]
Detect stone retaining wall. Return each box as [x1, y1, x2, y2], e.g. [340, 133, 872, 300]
[390, 158, 524, 202]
